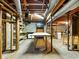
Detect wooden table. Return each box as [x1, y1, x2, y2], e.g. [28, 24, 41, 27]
[31, 32, 52, 52]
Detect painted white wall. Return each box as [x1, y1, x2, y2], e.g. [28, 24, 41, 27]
[6, 22, 11, 50]
[57, 32, 61, 39]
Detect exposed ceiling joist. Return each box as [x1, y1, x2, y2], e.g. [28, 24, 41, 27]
[9, 3, 46, 6]
[41, 0, 45, 12]
[29, 9, 46, 11]
[29, 11, 45, 13]
[22, 0, 27, 10]
[26, 3, 46, 6]
[70, 7, 79, 15]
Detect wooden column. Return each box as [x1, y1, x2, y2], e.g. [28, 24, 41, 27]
[67, 13, 70, 50]
[10, 23, 13, 50]
[50, 15, 53, 52]
[3, 21, 6, 51]
[45, 23, 48, 50]
[0, 5, 2, 59]
[16, 18, 19, 50]
[50, 23, 53, 52]
[10, 16, 13, 50]
[5, 21, 7, 50]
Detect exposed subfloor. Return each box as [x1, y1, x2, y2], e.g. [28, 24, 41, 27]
[2, 39, 79, 59]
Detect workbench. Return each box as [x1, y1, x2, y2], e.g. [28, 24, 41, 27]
[31, 32, 52, 53]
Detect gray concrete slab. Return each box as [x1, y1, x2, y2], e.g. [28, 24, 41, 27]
[2, 39, 79, 59]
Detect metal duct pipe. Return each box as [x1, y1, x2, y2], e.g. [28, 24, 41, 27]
[43, 9, 48, 16]
[14, 0, 22, 16]
[44, 0, 58, 17]
[48, 0, 79, 23]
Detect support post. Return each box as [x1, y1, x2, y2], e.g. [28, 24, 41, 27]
[50, 15, 53, 52]
[10, 15, 13, 50]
[16, 18, 19, 50]
[50, 23, 53, 52]
[10, 24, 13, 50]
[0, 5, 2, 59]
[67, 13, 70, 50]
[45, 23, 48, 50]
[5, 21, 7, 50]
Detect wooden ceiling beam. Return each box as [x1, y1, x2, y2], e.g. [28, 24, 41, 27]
[26, 3, 46, 6]
[52, 15, 66, 25]
[0, 3, 17, 16]
[41, 0, 45, 12]
[0, 0, 17, 14]
[29, 9, 46, 10]
[69, 7, 79, 15]
[22, 0, 27, 10]
[9, 3, 46, 6]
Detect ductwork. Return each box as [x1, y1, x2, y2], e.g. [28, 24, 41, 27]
[47, 0, 79, 23]
[44, 0, 58, 17]
[43, 9, 48, 16]
[14, 0, 22, 16]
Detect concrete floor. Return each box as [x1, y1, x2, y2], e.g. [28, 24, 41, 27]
[2, 39, 79, 59]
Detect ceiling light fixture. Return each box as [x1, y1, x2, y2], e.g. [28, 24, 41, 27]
[65, 21, 68, 25]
